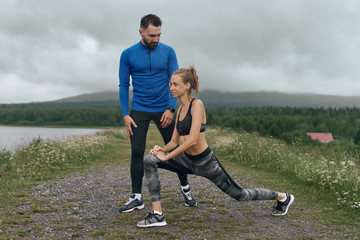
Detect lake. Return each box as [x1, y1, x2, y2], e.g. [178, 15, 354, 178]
[0, 126, 104, 151]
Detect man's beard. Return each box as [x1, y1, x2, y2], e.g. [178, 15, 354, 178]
[144, 39, 158, 49]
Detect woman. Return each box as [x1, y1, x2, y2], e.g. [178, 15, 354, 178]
[137, 66, 294, 227]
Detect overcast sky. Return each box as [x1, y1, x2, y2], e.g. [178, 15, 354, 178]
[1, 0, 359, 103]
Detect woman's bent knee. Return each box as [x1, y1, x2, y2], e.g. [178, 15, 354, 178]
[144, 154, 158, 168]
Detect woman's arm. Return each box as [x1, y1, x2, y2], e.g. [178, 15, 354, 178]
[162, 109, 181, 153]
[162, 132, 180, 153]
[150, 110, 181, 155]
[159, 99, 204, 161]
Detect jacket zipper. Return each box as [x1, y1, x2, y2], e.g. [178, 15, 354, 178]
[148, 49, 152, 73]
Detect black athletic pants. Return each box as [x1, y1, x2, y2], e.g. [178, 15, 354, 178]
[129, 110, 189, 193]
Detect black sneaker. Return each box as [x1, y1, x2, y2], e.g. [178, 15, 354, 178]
[272, 193, 294, 216]
[137, 211, 167, 227]
[181, 188, 198, 207]
[118, 194, 144, 213]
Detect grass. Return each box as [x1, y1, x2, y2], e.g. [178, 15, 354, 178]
[0, 128, 128, 239]
[209, 127, 360, 238]
[210, 128, 360, 212]
[0, 125, 359, 239]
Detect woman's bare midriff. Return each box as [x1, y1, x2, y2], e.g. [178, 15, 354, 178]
[180, 132, 209, 156]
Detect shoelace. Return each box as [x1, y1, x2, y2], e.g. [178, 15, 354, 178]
[143, 213, 153, 225]
[183, 190, 193, 200]
[125, 197, 135, 205]
[145, 212, 152, 220]
[145, 212, 162, 222]
[273, 201, 282, 211]
[274, 199, 289, 211]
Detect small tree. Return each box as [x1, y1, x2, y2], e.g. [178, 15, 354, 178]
[354, 129, 360, 145]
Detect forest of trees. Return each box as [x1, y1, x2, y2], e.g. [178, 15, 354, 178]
[206, 107, 360, 145]
[2, 104, 360, 146]
[0, 106, 123, 127]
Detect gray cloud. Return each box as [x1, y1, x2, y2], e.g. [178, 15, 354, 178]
[1, 0, 360, 103]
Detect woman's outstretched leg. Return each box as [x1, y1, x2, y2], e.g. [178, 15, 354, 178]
[192, 151, 294, 215]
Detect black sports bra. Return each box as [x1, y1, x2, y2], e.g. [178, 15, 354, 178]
[176, 99, 206, 136]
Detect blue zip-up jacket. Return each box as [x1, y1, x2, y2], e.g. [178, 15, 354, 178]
[119, 41, 179, 116]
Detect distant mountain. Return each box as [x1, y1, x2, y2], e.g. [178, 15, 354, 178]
[52, 90, 360, 109]
[197, 90, 360, 108]
[3, 90, 359, 108]
[53, 91, 119, 103]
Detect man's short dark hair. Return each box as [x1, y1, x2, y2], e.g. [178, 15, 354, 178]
[140, 14, 162, 30]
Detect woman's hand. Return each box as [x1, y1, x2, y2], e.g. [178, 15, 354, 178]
[156, 151, 168, 162]
[149, 145, 167, 161]
[149, 145, 163, 155]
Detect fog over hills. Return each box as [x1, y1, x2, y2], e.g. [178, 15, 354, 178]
[54, 91, 119, 103]
[52, 90, 360, 109]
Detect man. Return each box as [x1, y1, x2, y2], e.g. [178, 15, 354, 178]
[118, 14, 197, 213]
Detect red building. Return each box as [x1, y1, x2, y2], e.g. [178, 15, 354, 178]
[306, 133, 334, 143]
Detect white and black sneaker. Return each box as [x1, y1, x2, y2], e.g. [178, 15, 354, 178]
[181, 188, 198, 207]
[137, 211, 167, 228]
[272, 193, 294, 216]
[118, 194, 144, 213]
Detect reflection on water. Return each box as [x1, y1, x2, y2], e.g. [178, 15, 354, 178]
[0, 126, 104, 151]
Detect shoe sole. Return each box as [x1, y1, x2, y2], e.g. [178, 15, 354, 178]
[119, 204, 145, 213]
[184, 202, 198, 207]
[272, 195, 294, 216]
[137, 221, 167, 228]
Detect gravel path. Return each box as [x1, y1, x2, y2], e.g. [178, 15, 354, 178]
[13, 160, 323, 240]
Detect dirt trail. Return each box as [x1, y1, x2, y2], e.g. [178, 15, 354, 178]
[10, 159, 328, 240]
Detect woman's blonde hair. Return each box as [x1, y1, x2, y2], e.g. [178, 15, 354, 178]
[173, 66, 199, 95]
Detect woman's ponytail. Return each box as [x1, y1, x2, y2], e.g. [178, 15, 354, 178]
[173, 66, 200, 95]
[189, 66, 199, 95]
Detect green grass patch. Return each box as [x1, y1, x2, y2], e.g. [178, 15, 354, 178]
[206, 127, 360, 238]
[210, 127, 360, 214]
[88, 229, 107, 237]
[102, 230, 136, 239]
[0, 128, 127, 239]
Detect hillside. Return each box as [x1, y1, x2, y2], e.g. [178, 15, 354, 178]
[198, 90, 360, 108]
[54, 91, 119, 103]
[2, 90, 360, 109]
[52, 90, 360, 109]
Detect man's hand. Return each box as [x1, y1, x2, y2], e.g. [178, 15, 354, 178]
[123, 115, 137, 136]
[160, 110, 174, 128]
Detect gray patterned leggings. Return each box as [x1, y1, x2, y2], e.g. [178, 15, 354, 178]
[144, 147, 278, 202]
